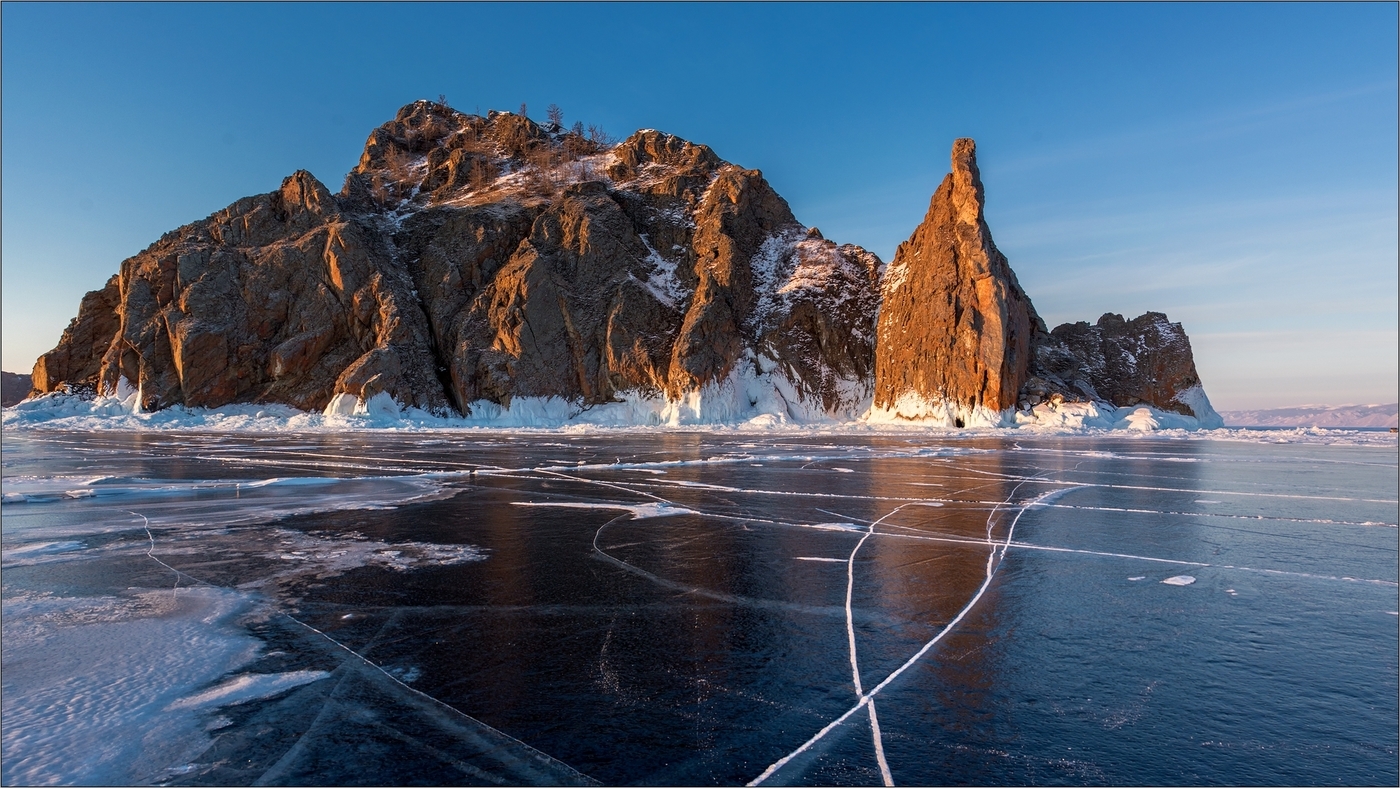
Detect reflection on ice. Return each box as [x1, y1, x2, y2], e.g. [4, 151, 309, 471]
[1, 430, 1395, 785]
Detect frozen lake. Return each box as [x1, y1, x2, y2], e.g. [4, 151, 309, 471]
[2, 430, 1396, 785]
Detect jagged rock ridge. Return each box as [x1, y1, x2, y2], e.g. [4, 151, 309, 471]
[31, 102, 883, 423]
[869, 138, 1219, 428]
[28, 105, 1217, 428]
[1026, 311, 1216, 420]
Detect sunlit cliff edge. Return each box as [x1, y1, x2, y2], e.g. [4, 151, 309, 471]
[18, 100, 1221, 431]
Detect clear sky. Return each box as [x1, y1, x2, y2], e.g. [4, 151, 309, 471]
[3, 2, 1395, 410]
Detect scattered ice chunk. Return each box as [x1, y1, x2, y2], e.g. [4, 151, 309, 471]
[511, 501, 695, 519]
[6, 387, 1394, 444]
[4, 541, 85, 558]
[1118, 407, 1161, 432]
[166, 670, 331, 710]
[807, 522, 863, 532]
[1128, 576, 1147, 581]
[794, 556, 846, 563]
[322, 392, 359, 417]
[1161, 575, 1196, 586]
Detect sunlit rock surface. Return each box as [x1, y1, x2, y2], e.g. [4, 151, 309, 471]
[28, 105, 1217, 429]
[31, 102, 882, 421]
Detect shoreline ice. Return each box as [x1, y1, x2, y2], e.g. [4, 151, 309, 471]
[3, 390, 1394, 447]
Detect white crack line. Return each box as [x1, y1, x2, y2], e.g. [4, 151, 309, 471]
[748, 481, 1066, 786]
[844, 520, 892, 786]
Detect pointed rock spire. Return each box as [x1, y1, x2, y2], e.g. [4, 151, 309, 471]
[871, 138, 1039, 424]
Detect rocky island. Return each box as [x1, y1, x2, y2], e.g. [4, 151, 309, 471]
[26, 100, 1221, 429]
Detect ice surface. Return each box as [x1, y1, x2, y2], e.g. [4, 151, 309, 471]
[2, 431, 1395, 785]
[1, 586, 261, 786]
[17, 385, 1377, 441]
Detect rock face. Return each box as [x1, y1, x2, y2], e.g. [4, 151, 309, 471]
[869, 138, 1218, 427]
[871, 139, 1038, 425]
[31, 102, 883, 422]
[30, 104, 1217, 427]
[1, 372, 32, 407]
[1025, 312, 1220, 422]
[34, 170, 449, 414]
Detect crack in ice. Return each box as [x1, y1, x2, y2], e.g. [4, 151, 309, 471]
[748, 481, 1063, 786]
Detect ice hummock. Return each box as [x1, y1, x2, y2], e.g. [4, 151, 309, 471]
[6, 375, 1391, 447]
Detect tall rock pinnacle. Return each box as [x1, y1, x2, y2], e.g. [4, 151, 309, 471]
[871, 139, 1038, 424]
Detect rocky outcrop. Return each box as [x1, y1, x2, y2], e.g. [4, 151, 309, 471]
[29, 100, 1218, 427]
[32, 169, 450, 414]
[32, 275, 122, 396]
[1, 372, 32, 407]
[1025, 312, 1219, 421]
[869, 138, 1218, 427]
[31, 101, 883, 422]
[871, 139, 1038, 425]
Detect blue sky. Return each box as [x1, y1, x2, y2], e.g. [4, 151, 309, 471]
[3, 2, 1395, 409]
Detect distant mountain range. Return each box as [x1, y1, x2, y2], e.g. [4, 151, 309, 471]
[1219, 404, 1397, 428]
[2, 372, 31, 407]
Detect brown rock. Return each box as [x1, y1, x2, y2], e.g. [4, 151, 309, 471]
[33, 112, 1218, 428]
[32, 274, 122, 395]
[32, 169, 451, 414]
[33, 102, 884, 421]
[1027, 311, 1218, 421]
[872, 139, 1038, 422]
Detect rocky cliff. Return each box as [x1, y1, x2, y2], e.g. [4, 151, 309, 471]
[27, 104, 1217, 428]
[868, 138, 1219, 428]
[30, 102, 882, 423]
[870, 139, 1038, 426]
[1025, 311, 1217, 420]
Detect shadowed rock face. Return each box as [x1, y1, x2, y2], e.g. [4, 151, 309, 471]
[1, 372, 33, 407]
[1026, 312, 1211, 416]
[31, 102, 884, 417]
[872, 138, 1039, 421]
